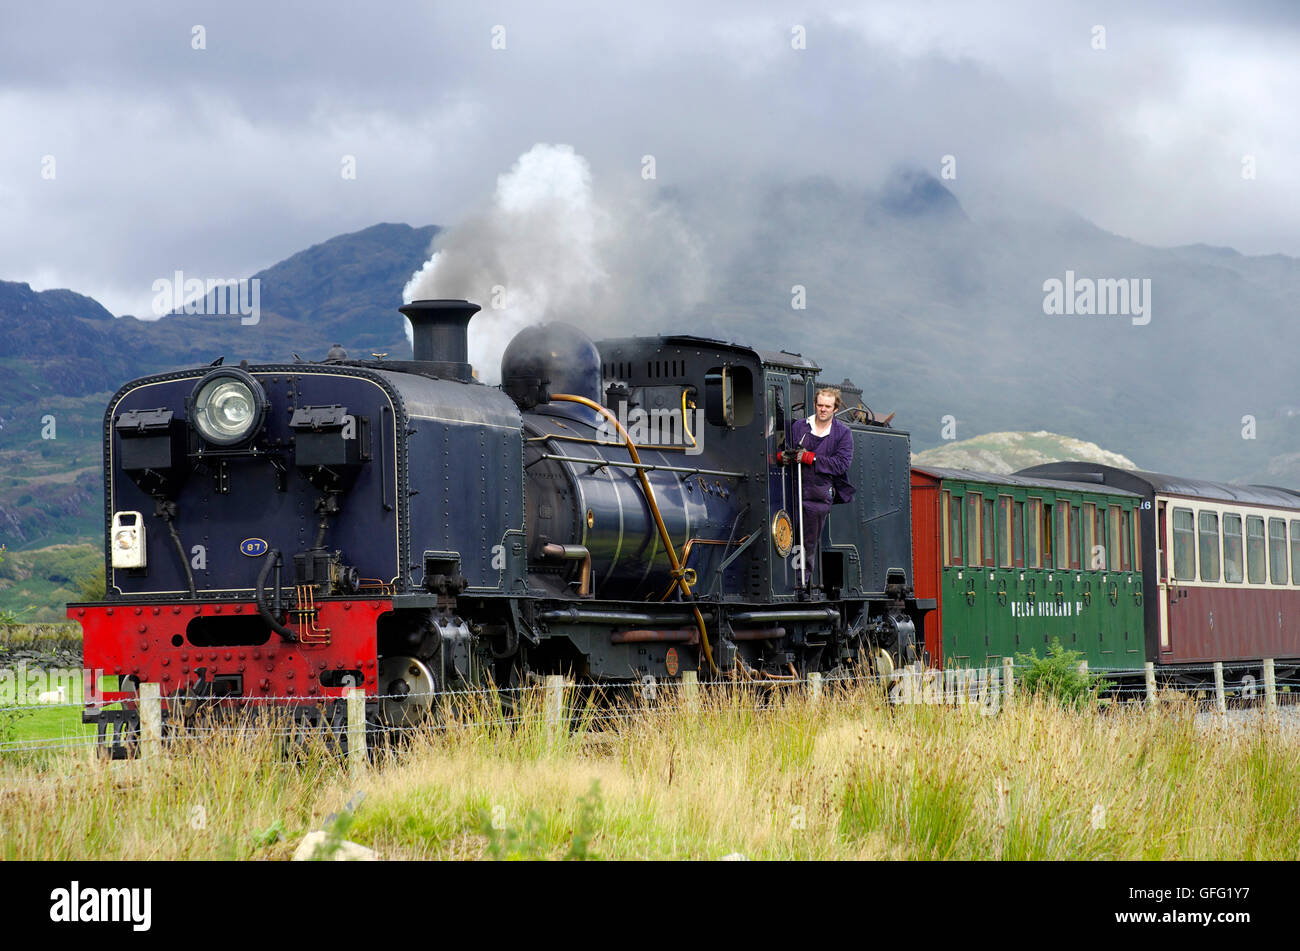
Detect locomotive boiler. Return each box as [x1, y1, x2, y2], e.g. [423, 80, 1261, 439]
[70, 300, 928, 754]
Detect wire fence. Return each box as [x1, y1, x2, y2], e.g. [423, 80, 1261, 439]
[3, 657, 1300, 762]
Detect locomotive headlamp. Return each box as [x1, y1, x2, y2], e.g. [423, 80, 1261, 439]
[190, 369, 268, 446]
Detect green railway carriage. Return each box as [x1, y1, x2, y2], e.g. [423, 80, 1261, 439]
[911, 467, 1147, 672]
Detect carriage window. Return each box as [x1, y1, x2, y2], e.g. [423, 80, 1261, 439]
[1082, 503, 1098, 569]
[1094, 506, 1107, 570]
[1158, 506, 1167, 579]
[1172, 508, 1195, 582]
[1223, 514, 1244, 583]
[1292, 520, 1300, 584]
[1120, 508, 1133, 571]
[966, 494, 982, 565]
[983, 497, 995, 567]
[1055, 504, 1070, 569]
[1013, 501, 1025, 568]
[1198, 511, 1220, 582]
[1042, 502, 1054, 569]
[941, 491, 951, 566]
[1109, 505, 1124, 570]
[1026, 498, 1042, 568]
[1070, 504, 1082, 569]
[998, 495, 1012, 568]
[1246, 516, 1266, 584]
[1269, 518, 1288, 585]
[1133, 509, 1142, 572]
[948, 492, 964, 566]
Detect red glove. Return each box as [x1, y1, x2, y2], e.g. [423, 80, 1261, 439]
[799, 450, 815, 465]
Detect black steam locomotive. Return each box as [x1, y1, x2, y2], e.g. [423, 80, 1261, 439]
[71, 300, 926, 749]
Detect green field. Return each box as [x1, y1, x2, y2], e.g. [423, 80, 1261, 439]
[0, 544, 100, 622]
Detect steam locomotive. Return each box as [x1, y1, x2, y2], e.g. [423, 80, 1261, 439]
[72, 300, 926, 753]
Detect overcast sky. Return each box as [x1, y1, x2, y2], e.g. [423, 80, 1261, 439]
[2, 0, 1297, 317]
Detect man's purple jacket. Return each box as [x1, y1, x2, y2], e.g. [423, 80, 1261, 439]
[790, 416, 856, 506]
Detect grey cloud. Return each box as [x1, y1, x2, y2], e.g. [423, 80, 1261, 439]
[0, 0, 1296, 318]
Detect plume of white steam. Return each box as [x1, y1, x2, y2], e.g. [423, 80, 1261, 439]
[402, 143, 707, 382]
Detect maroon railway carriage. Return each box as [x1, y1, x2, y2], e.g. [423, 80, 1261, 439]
[1019, 463, 1300, 677]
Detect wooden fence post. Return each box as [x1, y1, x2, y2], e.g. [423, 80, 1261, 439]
[1263, 659, 1277, 713]
[1002, 657, 1014, 710]
[1213, 662, 1226, 716]
[808, 671, 823, 702]
[1145, 662, 1158, 708]
[346, 687, 366, 777]
[681, 670, 700, 713]
[543, 674, 567, 738]
[139, 683, 162, 759]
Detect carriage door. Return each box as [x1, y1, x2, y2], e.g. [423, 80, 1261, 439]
[765, 372, 798, 592]
[1157, 500, 1172, 653]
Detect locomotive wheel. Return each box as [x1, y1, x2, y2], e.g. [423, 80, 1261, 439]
[378, 656, 437, 727]
[878, 613, 919, 670]
[872, 647, 895, 681]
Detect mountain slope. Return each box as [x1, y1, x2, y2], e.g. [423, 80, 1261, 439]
[0, 223, 439, 549]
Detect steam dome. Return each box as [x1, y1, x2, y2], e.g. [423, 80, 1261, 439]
[501, 323, 602, 425]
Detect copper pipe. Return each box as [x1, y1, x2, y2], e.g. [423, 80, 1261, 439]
[541, 543, 592, 597]
[610, 628, 699, 644]
[729, 626, 787, 641]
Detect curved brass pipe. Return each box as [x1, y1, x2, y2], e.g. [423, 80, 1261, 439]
[550, 393, 718, 674]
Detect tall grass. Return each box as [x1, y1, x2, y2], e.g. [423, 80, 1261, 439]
[1, 681, 1297, 860]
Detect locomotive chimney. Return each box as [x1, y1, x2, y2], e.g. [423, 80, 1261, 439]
[398, 299, 480, 383]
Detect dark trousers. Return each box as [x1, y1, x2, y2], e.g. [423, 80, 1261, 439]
[800, 501, 830, 587]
